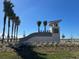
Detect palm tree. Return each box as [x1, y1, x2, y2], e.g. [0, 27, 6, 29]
[2, 0, 7, 43]
[37, 21, 41, 32]
[7, 17, 11, 42]
[7, 1, 14, 43]
[11, 13, 16, 42]
[62, 34, 65, 40]
[15, 16, 20, 41]
[14, 16, 17, 41]
[7, 12, 12, 43]
[8, 9, 15, 42]
[43, 21, 47, 32]
[2, 13, 7, 43]
[2, 0, 12, 43]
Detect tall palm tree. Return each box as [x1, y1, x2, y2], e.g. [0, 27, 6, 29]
[14, 16, 17, 41]
[7, 1, 14, 43]
[2, 13, 7, 43]
[8, 9, 15, 42]
[7, 17, 10, 42]
[2, 0, 10, 43]
[62, 34, 65, 40]
[13, 16, 19, 42]
[43, 21, 47, 32]
[37, 21, 41, 32]
[16, 16, 20, 41]
[11, 13, 16, 42]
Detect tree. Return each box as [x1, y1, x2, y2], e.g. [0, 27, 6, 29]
[7, 1, 14, 43]
[11, 13, 16, 42]
[2, 0, 7, 43]
[16, 16, 20, 41]
[2, 0, 20, 43]
[62, 34, 65, 39]
[2, 0, 14, 43]
[14, 16, 17, 41]
[13, 16, 20, 42]
[2, 13, 7, 43]
[37, 21, 41, 32]
[7, 17, 10, 42]
[43, 21, 47, 32]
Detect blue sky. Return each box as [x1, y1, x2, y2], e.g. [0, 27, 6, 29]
[0, 0, 79, 38]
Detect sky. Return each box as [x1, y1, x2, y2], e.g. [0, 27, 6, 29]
[0, 0, 79, 38]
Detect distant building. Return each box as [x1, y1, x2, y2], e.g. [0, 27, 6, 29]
[19, 20, 62, 46]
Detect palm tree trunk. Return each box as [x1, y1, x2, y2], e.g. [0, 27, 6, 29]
[11, 21, 14, 42]
[16, 26, 18, 42]
[14, 24, 16, 42]
[7, 17, 10, 43]
[38, 26, 40, 32]
[17, 27, 19, 41]
[44, 26, 46, 32]
[2, 14, 7, 43]
[15, 26, 17, 42]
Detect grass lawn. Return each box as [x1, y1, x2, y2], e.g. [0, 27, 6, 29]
[0, 46, 79, 59]
[0, 51, 21, 59]
[38, 50, 72, 59]
[39, 51, 72, 59]
[33, 46, 79, 59]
